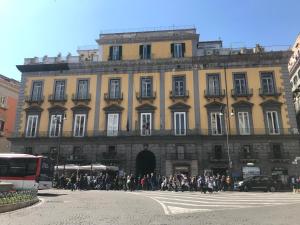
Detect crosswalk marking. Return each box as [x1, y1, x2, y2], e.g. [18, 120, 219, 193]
[131, 191, 300, 215]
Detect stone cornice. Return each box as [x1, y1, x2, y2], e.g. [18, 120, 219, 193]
[19, 51, 292, 75]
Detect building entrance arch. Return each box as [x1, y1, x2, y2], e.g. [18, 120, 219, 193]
[136, 150, 156, 176]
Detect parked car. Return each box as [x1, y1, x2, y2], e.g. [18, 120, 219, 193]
[238, 175, 278, 192]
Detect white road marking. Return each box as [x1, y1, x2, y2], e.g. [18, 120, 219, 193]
[134, 191, 300, 215]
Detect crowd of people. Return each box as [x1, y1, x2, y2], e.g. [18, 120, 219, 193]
[54, 172, 235, 193]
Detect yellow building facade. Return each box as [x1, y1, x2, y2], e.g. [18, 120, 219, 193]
[11, 28, 299, 180]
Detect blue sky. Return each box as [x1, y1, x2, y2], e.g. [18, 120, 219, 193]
[0, 0, 298, 80]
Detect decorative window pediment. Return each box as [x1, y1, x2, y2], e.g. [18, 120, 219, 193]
[71, 104, 91, 113]
[103, 104, 124, 113]
[204, 101, 225, 110]
[136, 103, 156, 112]
[260, 99, 282, 108]
[169, 102, 190, 112]
[24, 105, 43, 113]
[48, 105, 67, 113]
[232, 100, 254, 108]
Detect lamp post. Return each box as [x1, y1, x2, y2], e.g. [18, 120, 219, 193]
[220, 106, 234, 175]
[54, 113, 66, 172]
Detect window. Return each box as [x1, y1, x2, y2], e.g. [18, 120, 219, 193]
[26, 115, 39, 137]
[54, 80, 65, 100]
[176, 145, 185, 160]
[107, 113, 119, 136]
[141, 78, 152, 97]
[31, 81, 43, 101]
[211, 112, 222, 135]
[73, 114, 86, 137]
[0, 120, 5, 132]
[171, 43, 185, 58]
[238, 112, 250, 135]
[272, 144, 282, 158]
[214, 145, 223, 159]
[242, 145, 251, 158]
[140, 113, 151, 136]
[174, 112, 186, 135]
[109, 79, 120, 99]
[49, 115, 62, 137]
[261, 73, 275, 94]
[173, 77, 185, 96]
[140, 44, 151, 59]
[109, 46, 122, 60]
[73, 146, 83, 160]
[0, 96, 7, 107]
[77, 80, 88, 99]
[234, 73, 247, 95]
[207, 74, 220, 95]
[266, 111, 280, 134]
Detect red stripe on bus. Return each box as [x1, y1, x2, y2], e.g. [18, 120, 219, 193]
[0, 176, 36, 180]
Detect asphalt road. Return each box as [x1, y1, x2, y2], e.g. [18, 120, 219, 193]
[1, 189, 300, 225]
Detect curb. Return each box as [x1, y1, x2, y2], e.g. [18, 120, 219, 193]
[0, 198, 39, 213]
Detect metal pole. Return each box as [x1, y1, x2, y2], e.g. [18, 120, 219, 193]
[224, 110, 232, 174]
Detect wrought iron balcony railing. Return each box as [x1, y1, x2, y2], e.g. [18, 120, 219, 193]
[48, 94, 68, 103]
[169, 90, 189, 101]
[239, 152, 259, 163]
[204, 89, 226, 99]
[24, 95, 44, 104]
[136, 91, 156, 102]
[208, 153, 229, 163]
[71, 93, 91, 102]
[104, 93, 123, 102]
[268, 152, 290, 163]
[166, 153, 197, 160]
[259, 88, 282, 97]
[231, 88, 253, 99]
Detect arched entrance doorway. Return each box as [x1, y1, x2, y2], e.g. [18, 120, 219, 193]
[136, 150, 156, 176]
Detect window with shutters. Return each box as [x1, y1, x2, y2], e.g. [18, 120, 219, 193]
[26, 115, 39, 137]
[77, 80, 89, 99]
[238, 112, 250, 135]
[109, 46, 122, 60]
[261, 73, 275, 94]
[49, 115, 62, 137]
[109, 79, 121, 99]
[140, 44, 151, 59]
[234, 73, 247, 95]
[171, 43, 185, 58]
[214, 145, 223, 159]
[266, 111, 280, 134]
[73, 114, 86, 137]
[176, 145, 185, 160]
[173, 76, 185, 96]
[107, 113, 119, 136]
[174, 112, 186, 135]
[31, 81, 43, 101]
[0, 120, 5, 132]
[211, 112, 223, 135]
[207, 74, 221, 96]
[140, 113, 151, 136]
[54, 80, 65, 100]
[141, 78, 152, 97]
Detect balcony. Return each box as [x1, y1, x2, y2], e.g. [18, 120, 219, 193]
[239, 152, 259, 163]
[204, 89, 226, 100]
[166, 153, 197, 160]
[48, 94, 68, 103]
[208, 153, 229, 163]
[65, 154, 87, 164]
[259, 88, 282, 98]
[136, 91, 156, 103]
[72, 93, 91, 104]
[104, 93, 123, 103]
[268, 152, 290, 163]
[231, 88, 253, 99]
[96, 152, 126, 164]
[169, 90, 189, 101]
[25, 95, 44, 105]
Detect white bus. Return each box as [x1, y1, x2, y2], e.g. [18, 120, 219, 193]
[0, 153, 42, 190]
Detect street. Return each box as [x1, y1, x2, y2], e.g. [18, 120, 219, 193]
[1, 189, 300, 225]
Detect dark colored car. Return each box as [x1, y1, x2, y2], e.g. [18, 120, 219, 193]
[238, 175, 278, 192]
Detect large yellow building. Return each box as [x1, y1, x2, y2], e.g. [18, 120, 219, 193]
[11, 28, 299, 180]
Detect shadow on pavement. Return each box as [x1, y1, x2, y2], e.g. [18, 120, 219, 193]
[37, 193, 67, 197]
